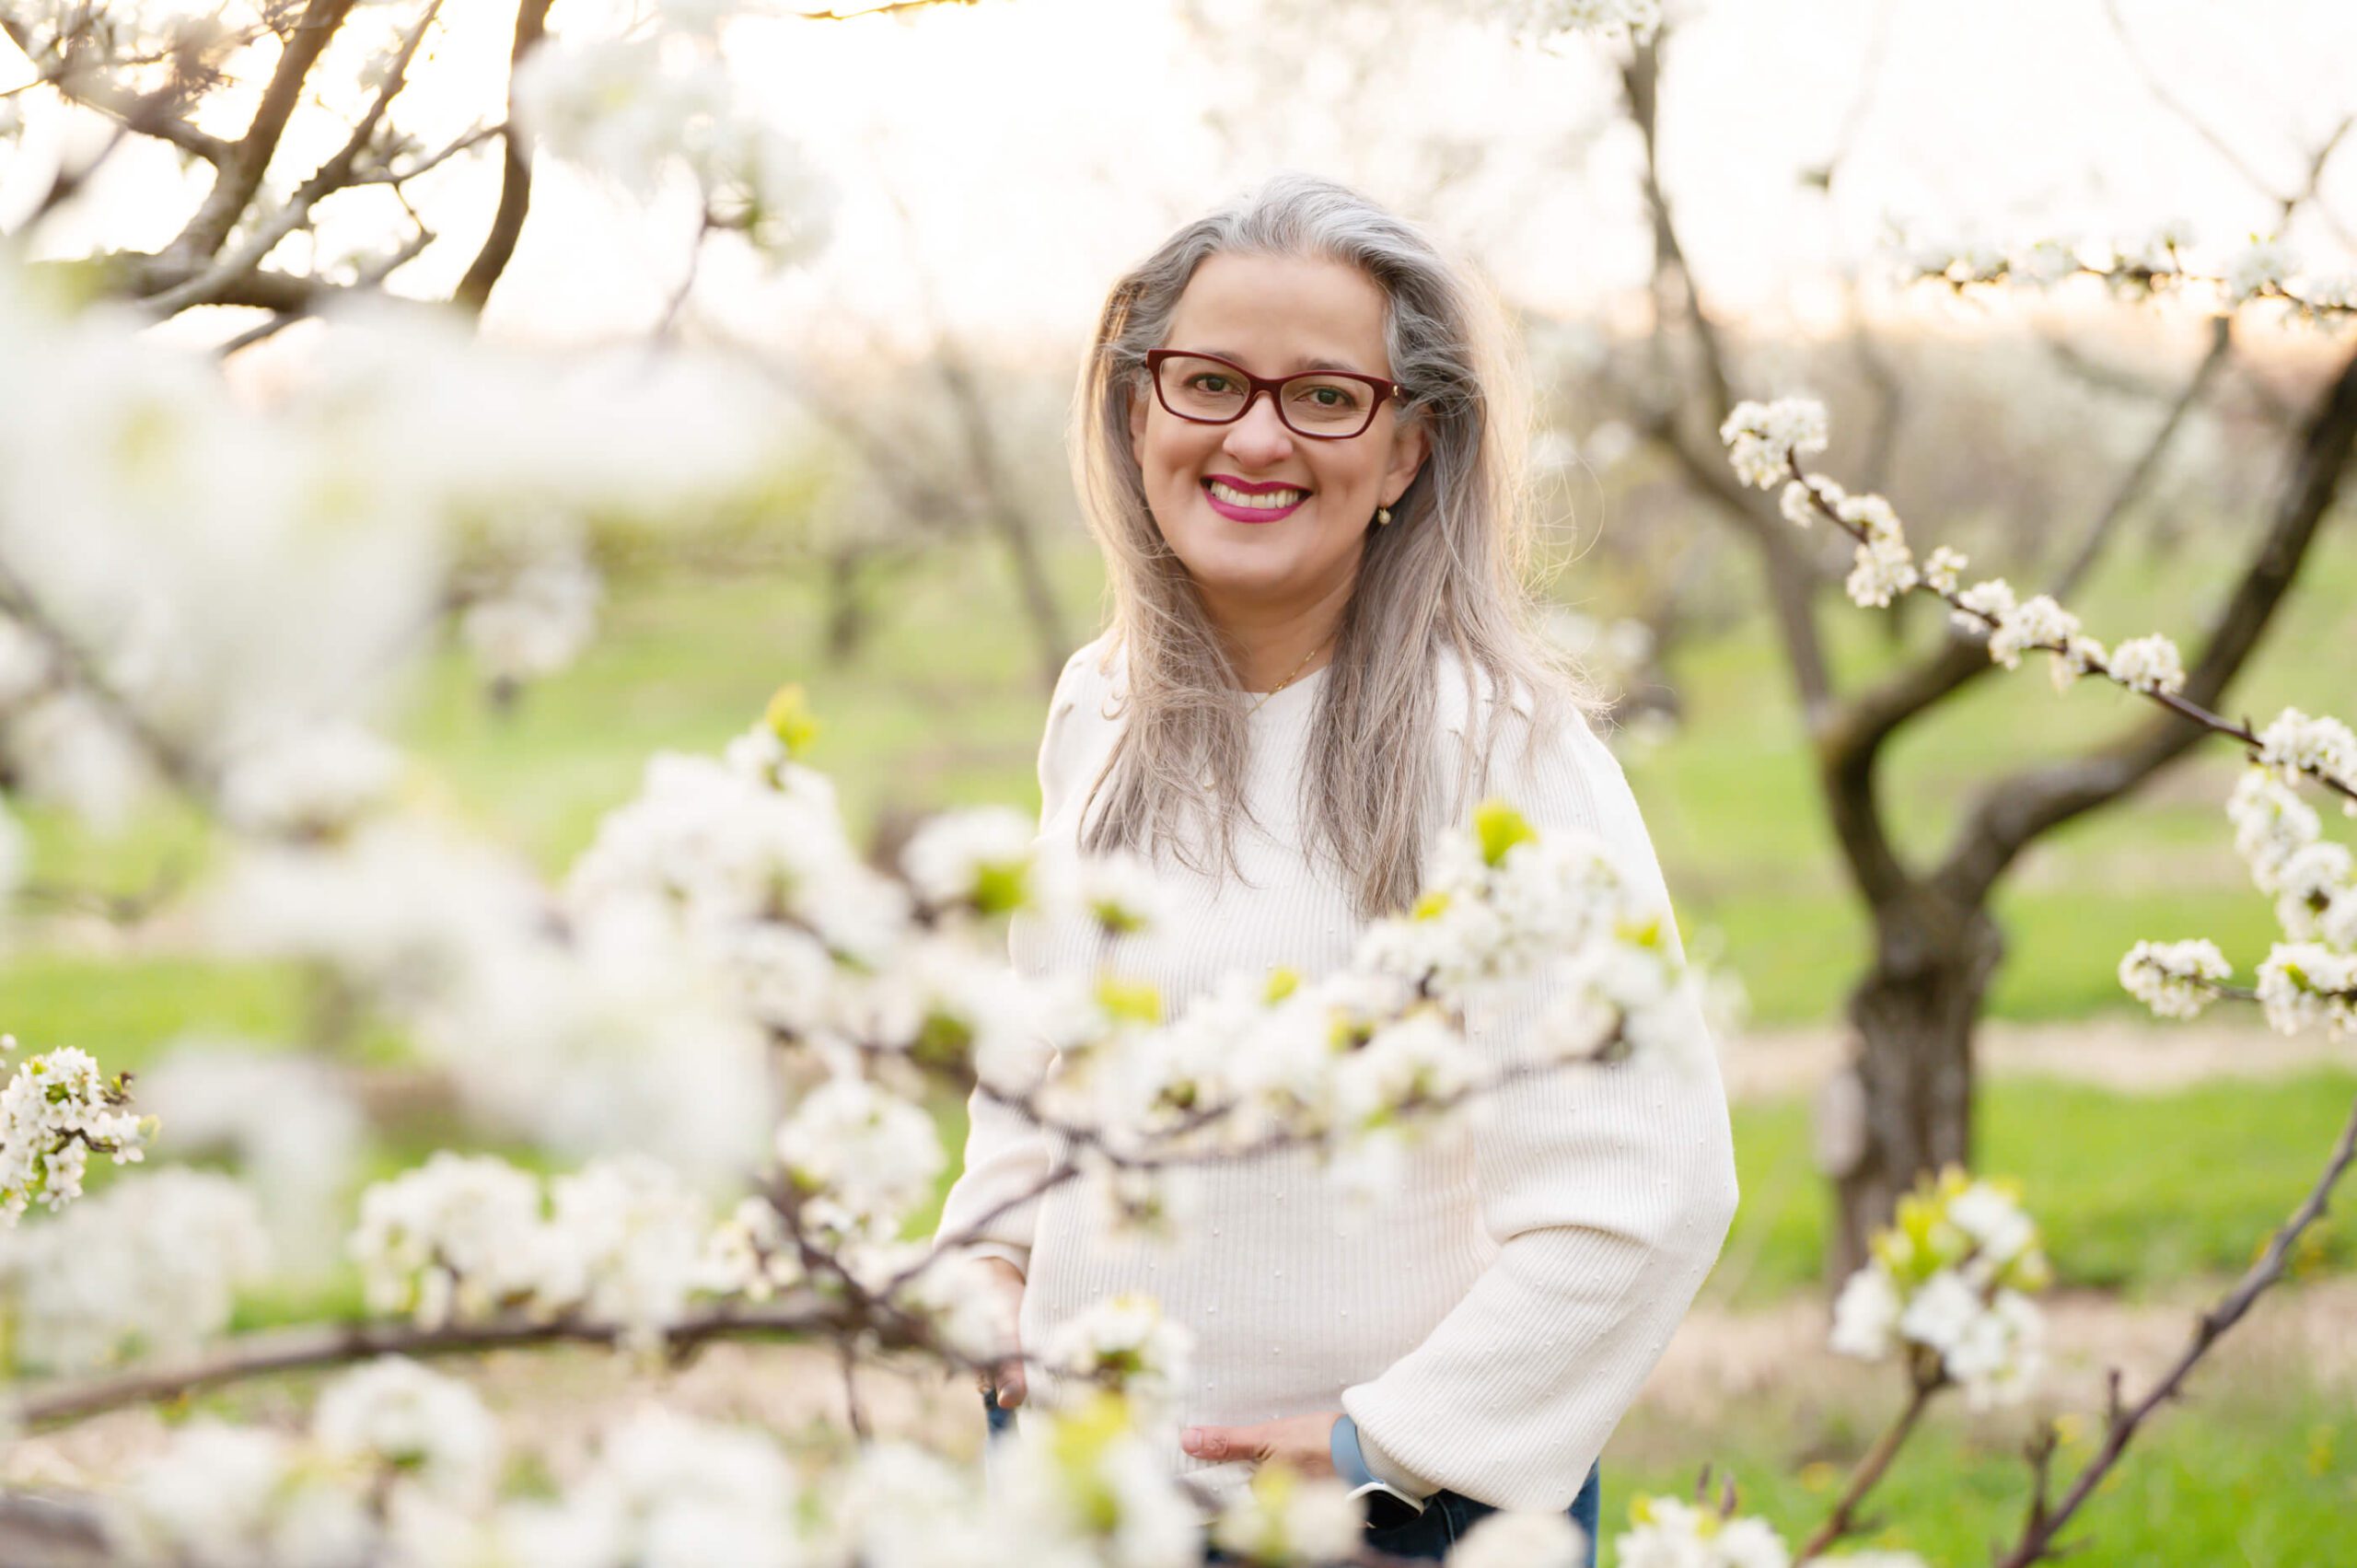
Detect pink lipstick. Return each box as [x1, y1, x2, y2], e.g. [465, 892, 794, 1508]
[1202, 474, 1312, 524]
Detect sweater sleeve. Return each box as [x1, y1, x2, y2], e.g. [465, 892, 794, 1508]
[926, 644, 1097, 1282]
[1340, 703, 1741, 1513]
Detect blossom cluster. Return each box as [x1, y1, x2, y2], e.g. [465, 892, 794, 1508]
[1614, 1494, 1795, 1568]
[0, 1166, 271, 1376]
[348, 1152, 726, 1355]
[1829, 1166, 2050, 1409]
[1614, 1489, 1934, 1568]
[1893, 220, 2357, 326]
[512, 7, 833, 263]
[0, 1036, 154, 1223]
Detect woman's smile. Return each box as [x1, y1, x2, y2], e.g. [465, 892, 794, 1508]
[1202, 473, 1312, 522]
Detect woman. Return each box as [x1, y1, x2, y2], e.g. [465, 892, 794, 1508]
[932, 171, 1739, 1563]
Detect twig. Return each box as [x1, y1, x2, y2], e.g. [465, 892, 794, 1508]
[1794, 1366, 1942, 1560]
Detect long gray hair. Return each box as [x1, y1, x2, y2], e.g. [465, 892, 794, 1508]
[1070, 170, 1596, 921]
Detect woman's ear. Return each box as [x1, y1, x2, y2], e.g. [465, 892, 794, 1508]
[1128, 379, 1149, 452]
[1382, 408, 1431, 506]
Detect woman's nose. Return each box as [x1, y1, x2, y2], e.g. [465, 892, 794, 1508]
[1221, 392, 1295, 461]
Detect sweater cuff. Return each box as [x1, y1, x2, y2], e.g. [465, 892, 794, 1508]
[1349, 1417, 1441, 1501]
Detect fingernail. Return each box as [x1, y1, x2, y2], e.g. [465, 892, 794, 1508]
[1182, 1428, 1204, 1453]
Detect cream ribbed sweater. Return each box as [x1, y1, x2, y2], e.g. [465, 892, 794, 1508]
[933, 634, 1739, 1515]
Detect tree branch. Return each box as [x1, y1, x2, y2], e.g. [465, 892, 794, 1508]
[0, 17, 234, 164]
[1993, 1088, 2357, 1567]
[2047, 312, 2235, 604]
[1615, 29, 1836, 721]
[142, 0, 440, 317]
[1935, 336, 2357, 905]
[453, 0, 554, 317]
[164, 0, 361, 265]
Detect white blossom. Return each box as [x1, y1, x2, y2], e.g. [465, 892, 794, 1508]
[350, 1153, 549, 1328]
[138, 1040, 364, 1264]
[1, 1042, 152, 1222]
[1205, 1467, 1363, 1565]
[2255, 943, 2357, 1039]
[110, 1423, 373, 1568]
[1449, 1509, 1591, 1568]
[1951, 576, 2015, 636]
[217, 722, 402, 840]
[2227, 766, 2321, 892]
[1616, 1495, 1790, 1568]
[775, 1073, 946, 1237]
[1844, 535, 1919, 610]
[1922, 545, 1968, 594]
[2223, 235, 2297, 304]
[1718, 398, 1829, 490]
[1039, 1294, 1195, 1414]
[1829, 1264, 1901, 1360]
[0, 1167, 270, 1374]
[2107, 633, 2186, 696]
[1986, 594, 2079, 671]
[2012, 237, 2081, 288]
[903, 805, 1037, 915]
[311, 1357, 503, 1505]
[460, 542, 603, 688]
[2118, 938, 2231, 1020]
[2256, 708, 2357, 791]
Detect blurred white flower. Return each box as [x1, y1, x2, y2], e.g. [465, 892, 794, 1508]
[312, 1357, 503, 1505]
[0, 1167, 268, 1374]
[1449, 1509, 1590, 1568]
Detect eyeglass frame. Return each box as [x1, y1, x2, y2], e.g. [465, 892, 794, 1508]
[1143, 348, 1406, 441]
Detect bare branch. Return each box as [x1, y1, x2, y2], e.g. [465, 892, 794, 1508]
[1795, 1365, 1942, 1561]
[453, 0, 555, 316]
[2048, 312, 2235, 603]
[2102, 0, 2355, 250]
[165, 0, 362, 264]
[1993, 1088, 2357, 1567]
[1613, 29, 1837, 727]
[0, 16, 234, 164]
[143, 0, 441, 317]
[1937, 336, 2357, 903]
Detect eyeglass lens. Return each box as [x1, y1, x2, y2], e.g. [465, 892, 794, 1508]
[1155, 354, 1378, 437]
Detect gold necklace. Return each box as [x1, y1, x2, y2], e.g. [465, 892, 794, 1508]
[1246, 636, 1331, 717]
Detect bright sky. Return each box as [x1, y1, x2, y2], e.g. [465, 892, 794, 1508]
[8, 0, 2357, 357]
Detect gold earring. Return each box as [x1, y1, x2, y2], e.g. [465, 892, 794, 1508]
[1376, 505, 1393, 527]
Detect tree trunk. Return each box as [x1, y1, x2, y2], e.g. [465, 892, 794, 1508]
[1820, 895, 2003, 1285]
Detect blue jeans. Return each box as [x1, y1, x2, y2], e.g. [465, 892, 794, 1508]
[984, 1393, 1601, 1565]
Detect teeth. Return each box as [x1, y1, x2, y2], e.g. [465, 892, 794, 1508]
[1207, 481, 1307, 509]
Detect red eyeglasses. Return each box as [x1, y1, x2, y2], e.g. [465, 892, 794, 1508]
[1144, 349, 1404, 440]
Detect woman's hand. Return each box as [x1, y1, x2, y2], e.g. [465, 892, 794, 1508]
[970, 1256, 1028, 1407]
[1179, 1412, 1341, 1479]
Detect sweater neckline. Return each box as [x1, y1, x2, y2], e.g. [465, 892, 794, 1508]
[1246, 661, 1329, 723]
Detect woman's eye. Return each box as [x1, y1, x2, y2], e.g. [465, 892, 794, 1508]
[1191, 375, 1234, 394]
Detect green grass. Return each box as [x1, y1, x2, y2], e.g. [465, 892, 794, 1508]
[1709, 1071, 2356, 1305]
[1603, 1374, 2357, 1565]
